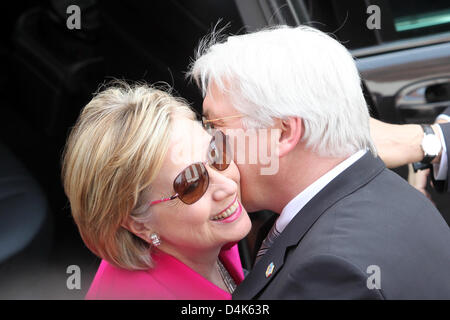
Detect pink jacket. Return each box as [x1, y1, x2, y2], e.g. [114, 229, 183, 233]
[86, 244, 244, 300]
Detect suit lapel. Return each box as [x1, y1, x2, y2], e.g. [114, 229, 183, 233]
[233, 153, 386, 299]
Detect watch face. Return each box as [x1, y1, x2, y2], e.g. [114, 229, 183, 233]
[422, 134, 441, 156]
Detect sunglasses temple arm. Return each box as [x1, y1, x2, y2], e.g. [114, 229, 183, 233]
[149, 193, 179, 206]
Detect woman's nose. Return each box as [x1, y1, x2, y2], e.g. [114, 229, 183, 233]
[208, 167, 238, 201]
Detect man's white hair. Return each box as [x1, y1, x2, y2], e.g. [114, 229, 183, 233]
[188, 25, 376, 158]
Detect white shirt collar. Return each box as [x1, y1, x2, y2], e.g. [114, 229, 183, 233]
[276, 149, 367, 233]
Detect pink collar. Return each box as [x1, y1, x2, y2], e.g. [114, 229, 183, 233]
[148, 245, 244, 299]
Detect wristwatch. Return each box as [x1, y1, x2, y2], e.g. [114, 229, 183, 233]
[420, 124, 441, 164]
[412, 124, 442, 171]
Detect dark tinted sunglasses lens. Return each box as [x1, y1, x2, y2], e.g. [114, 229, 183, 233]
[173, 163, 209, 204]
[209, 131, 231, 171]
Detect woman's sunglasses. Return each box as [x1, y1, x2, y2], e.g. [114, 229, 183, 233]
[149, 130, 232, 206]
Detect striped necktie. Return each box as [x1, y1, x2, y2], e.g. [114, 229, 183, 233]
[255, 223, 280, 264]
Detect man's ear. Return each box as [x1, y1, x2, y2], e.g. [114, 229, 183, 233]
[277, 117, 303, 158]
[121, 217, 153, 243]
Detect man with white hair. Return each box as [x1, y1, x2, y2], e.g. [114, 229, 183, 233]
[189, 25, 450, 299]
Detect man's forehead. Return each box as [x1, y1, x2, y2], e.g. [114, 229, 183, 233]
[202, 80, 229, 117]
[202, 92, 217, 119]
[202, 91, 237, 120]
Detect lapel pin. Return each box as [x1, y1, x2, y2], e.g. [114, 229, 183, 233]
[265, 262, 275, 278]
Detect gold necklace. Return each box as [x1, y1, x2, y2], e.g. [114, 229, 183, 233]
[217, 259, 237, 294]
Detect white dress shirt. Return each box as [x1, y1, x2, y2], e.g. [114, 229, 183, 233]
[275, 149, 367, 233]
[434, 115, 450, 181]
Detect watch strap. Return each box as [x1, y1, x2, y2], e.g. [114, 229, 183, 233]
[412, 161, 431, 172]
[421, 124, 434, 135]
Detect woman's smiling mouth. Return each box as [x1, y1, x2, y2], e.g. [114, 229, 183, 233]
[210, 197, 241, 222]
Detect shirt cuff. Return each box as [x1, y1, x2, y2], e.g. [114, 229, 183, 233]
[433, 124, 447, 180]
[436, 114, 450, 122]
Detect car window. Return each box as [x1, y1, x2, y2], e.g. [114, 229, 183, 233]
[288, 0, 450, 52]
[390, 0, 450, 37]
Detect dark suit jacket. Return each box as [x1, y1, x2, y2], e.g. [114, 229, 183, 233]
[432, 106, 450, 192]
[233, 153, 450, 299]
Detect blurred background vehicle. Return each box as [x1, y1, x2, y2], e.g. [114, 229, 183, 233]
[0, 0, 449, 299]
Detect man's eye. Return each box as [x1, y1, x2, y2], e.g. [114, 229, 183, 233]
[202, 117, 215, 130]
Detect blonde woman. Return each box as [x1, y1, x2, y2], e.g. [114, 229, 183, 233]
[62, 82, 251, 299]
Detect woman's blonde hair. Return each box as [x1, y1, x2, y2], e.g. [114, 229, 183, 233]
[62, 81, 196, 270]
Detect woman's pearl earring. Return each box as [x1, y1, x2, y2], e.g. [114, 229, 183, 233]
[150, 233, 161, 247]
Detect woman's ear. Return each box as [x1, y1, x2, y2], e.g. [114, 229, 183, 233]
[277, 117, 303, 158]
[121, 218, 153, 243]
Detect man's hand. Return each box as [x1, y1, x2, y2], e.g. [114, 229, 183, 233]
[408, 165, 433, 202]
[372, 115, 450, 203]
